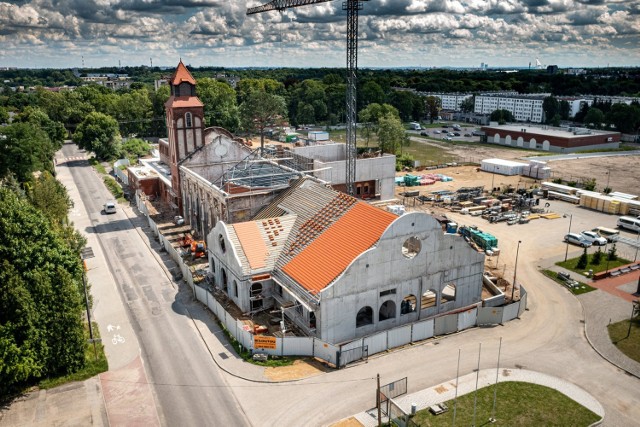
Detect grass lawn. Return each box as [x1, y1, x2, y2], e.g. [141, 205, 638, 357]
[39, 322, 109, 390]
[608, 318, 640, 364]
[541, 269, 596, 295]
[556, 251, 631, 275]
[409, 381, 600, 427]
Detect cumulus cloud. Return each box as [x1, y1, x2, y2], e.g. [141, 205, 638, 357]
[0, 0, 638, 68]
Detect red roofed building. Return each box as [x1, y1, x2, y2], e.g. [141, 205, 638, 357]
[207, 179, 485, 344]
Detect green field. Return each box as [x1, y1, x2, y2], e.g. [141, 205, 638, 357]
[409, 381, 600, 427]
[556, 252, 631, 274]
[608, 318, 640, 364]
[541, 269, 596, 295]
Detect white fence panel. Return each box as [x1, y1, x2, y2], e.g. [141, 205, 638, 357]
[503, 302, 520, 322]
[518, 287, 528, 317]
[457, 307, 478, 331]
[340, 338, 364, 352]
[206, 291, 217, 314]
[224, 311, 237, 336]
[364, 331, 388, 356]
[314, 340, 338, 366]
[195, 286, 206, 304]
[434, 314, 458, 335]
[282, 337, 314, 356]
[254, 337, 283, 357]
[387, 325, 412, 349]
[236, 320, 253, 349]
[411, 319, 434, 342]
[477, 307, 504, 325]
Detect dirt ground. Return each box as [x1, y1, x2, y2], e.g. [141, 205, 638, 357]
[263, 358, 330, 381]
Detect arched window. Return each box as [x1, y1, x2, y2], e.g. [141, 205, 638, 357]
[233, 280, 238, 298]
[442, 283, 456, 302]
[356, 306, 373, 328]
[221, 269, 228, 292]
[185, 112, 193, 128]
[379, 300, 396, 321]
[421, 289, 438, 309]
[219, 234, 226, 253]
[401, 295, 417, 315]
[251, 282, 263, 296]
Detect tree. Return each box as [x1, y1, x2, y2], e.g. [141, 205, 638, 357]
[197, 78, 240, 131]
[239, 91, 287, 152]
[584, 107, 605, 129]
[359, 103, 399, 147]
[361, 80, 385, 106]
[377, 112, 408, 155]
[576, 247, 588, 270]
[0, 106, 8, 124]
[27, 171, 73, 226]
[460, 97, 475, 113]
[542, 96, 559, 124]
[559, 100, 571, 120]
[0, 186, 85, 395]
[0, 122, 54, 182]
[490, 109, 514, 124]
[73, 112, 121, 160]
[15, 106, 67, 150]
[115, 89, 152, 137]
[424, 96, 441, 123]
[592, 247, 603, 265]
[607, 243, 618, 261]
[605, 103, 640, 134]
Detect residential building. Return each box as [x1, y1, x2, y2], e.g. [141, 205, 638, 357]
[474, 94, 547, 123]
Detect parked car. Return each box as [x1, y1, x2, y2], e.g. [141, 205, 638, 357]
[174, 215, 185, 226]
[472, 130, 485, 136]
[464, 133, 472, 137]
[592, 226, 619, 242]
[453, 132, 461, 136]
[433, 130, 441, 134]
[420, 131, 429, 136]
[564, 233, 592, 247]
[443, 136, 453, 141]
[580, 230, 607, 246]
[447, 132, 455, 137]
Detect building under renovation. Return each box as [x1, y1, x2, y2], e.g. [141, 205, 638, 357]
[207, 179, 485, 344]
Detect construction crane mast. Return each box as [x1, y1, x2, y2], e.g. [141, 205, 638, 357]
[247, 0, 368, 196]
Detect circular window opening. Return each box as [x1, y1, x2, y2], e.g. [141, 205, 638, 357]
[218, 234, 226, 253]
[402, 236, 421, 259]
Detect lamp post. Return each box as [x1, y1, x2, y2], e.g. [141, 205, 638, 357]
[512, 241, 522, 302]
[564, 213, 573, 262]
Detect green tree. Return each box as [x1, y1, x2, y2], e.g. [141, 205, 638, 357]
[576, 247, 588, 270]
[490, 109, 514, 124]
[359, 103, 399, 147]
[607, 243, 618, 261]
[120, 138, 151, 162]
[73, 112, 121, 160]
[0, 122, 54, 182]
[0, 106, 8, 123]
[425, 96, 441, 123]
[27, 171, 73, 226]
[377, 112, 408, 155]
[460, 97, 475, 113]
[115, 89, 152, 137]
[197, 77, 240, 131]
[592, 247, 603, 265]
[15, 106, 67, 150]
[584, 107, 605, 129]
[361, 80, 385, 106]
[239, 91, 287, 152]
[0, 187, 85, 395]
[542, 96, 559, 123]
[605, 103, 640, 134]
[559, 100, 571, 120]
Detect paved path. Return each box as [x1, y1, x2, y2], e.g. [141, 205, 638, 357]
[522, 150, 640, 162]
[350, 368, 604, 427]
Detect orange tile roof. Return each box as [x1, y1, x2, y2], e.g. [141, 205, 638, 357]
[281, 202, 397, 295]
[171, 61, 196, 85]
[165, 96, 204, 108]
[233, 222, 268, 270]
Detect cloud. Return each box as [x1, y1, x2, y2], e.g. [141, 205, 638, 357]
[0, 0, 638, 68]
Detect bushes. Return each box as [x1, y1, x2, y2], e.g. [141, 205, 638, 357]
[103, 176, 124, 199]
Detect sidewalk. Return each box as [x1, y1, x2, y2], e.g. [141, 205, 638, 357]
[350, 369, 604, 427]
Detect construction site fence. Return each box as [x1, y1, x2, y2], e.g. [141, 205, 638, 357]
[113, 158, 130, 186]
[135, 190, 527, 367]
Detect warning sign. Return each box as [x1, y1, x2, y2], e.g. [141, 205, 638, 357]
[254, 335, 277, 350]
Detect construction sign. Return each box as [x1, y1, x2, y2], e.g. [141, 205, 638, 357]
[254, 335, 277, 350]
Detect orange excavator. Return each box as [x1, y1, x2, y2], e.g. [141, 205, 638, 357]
[191, 241, 207, 259]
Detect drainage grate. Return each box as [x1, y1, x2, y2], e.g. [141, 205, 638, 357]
[218, 352, 228, 360]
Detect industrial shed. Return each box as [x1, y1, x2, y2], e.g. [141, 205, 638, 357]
[481, 159, 529, 176]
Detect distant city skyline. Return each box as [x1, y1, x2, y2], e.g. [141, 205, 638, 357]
[1, 0, 638, 70]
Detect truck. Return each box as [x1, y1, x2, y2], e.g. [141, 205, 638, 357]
[409, 122, 422, 130]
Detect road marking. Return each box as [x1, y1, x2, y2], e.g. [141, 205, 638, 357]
[111, 334, 125, 345]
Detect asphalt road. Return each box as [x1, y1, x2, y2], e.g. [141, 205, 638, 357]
[60, 142, 250, 427]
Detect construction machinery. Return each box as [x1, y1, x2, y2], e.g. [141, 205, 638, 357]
[247, 0, 369, 196]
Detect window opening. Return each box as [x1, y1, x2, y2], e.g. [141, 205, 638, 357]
[356, 306, 373, 328]
[379, 300, 396, 321]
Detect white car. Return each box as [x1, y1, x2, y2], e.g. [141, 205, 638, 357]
[580, 230, 607, 246]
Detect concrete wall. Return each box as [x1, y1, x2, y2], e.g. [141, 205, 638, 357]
[318, 212, 485, 344]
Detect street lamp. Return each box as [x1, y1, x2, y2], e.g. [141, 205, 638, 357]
[512, 241, 522, 302]
[563, 213, 573, 262]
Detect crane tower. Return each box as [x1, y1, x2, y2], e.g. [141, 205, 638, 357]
[247, 0, 368, 196]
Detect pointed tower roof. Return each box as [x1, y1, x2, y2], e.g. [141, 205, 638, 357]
[170, 60, 196, 86]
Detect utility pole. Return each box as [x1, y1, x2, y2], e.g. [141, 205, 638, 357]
[512, 241, 522, 302]
[376, 373, 381, 427]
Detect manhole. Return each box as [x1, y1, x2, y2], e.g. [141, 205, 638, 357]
[218, 352, 228, 360]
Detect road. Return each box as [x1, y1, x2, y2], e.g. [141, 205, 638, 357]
[56, 141, 640, 427]
[59, 142, 250, 427]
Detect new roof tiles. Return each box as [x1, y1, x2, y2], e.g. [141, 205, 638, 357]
[281, 202, 397, 295]
[171, 61, 197, 85]
[233, 221, 268, 270]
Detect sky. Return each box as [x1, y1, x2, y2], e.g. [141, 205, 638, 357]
[0, 0, 639, 70]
